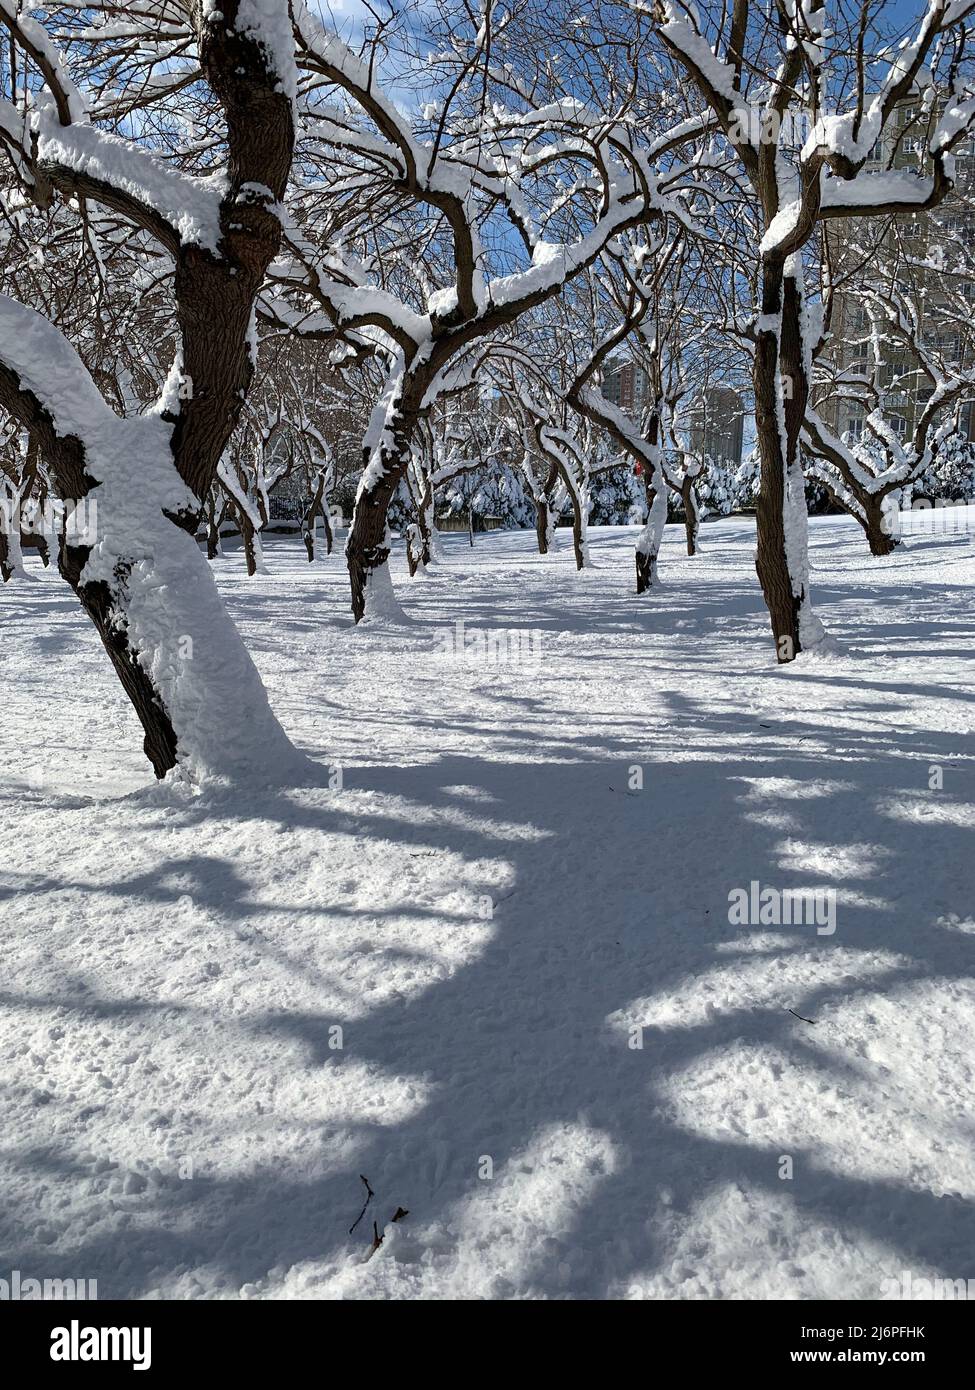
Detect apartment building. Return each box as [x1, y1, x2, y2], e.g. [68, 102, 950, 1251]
[601, 360, 745, 465]
[819, 97, 975, 445]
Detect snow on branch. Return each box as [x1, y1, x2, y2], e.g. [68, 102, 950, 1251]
[33, 102, 226, 253]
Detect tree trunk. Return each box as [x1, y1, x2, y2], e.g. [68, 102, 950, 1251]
[532, 457, 560, 555]
[205, 495, 223, 559]
[240, 507, 259, 577]
[302, 471, 327, 562]
[862, 494, 900, 556]
[407, 475, 434, 575]
[753, 260, 820, 662]
[635, 414, 667, 594]
[682, 475, 700, 556]
[635, 480, 667, 593]
[559, 464, 588, 570]
[1, 355, 307, 783]
[535, 497, 550, 554]
[346, 402, 418, 623]
[61, 545, 180, 776]
[29, 527, 51, 568]
[0, 527, 16, 583]
[1, 483, 27, 581]
[569, 495, 587, 571]
[0, 523, 19, 582]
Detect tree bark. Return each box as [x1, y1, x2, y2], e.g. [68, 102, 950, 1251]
[552, 457, 589, 571]
[681, 475, 700, 556]
[535, 497, 550, 554]
[753, 260, 813, 662]
[567, 484, 587, 571]
[532, 457, 559, 555]
[406, 474, 434, 575]
[862, 494, 900, 556]
[0, 374, 182, 772]
[302, 470, 329, 561]
[207, 515, 221, 560]
[635, 415, 666, 594]
[0, 525, 16, 583]
[347, 402, 419, 622]
[62, 545, 180, 777]
[239, 506, 259, 576]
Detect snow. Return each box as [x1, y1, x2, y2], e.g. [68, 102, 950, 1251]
[760, 199, 801, 255]
[232, 0, 298, 107]
[2, 515, 975, 1299]
[33, 102, 227, 253]
[654, 9, 740, 104]
[0, 295, 305, 785]
[821, 168, 939, 213]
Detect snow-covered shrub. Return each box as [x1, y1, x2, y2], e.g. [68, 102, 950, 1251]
[589, 462, 644, 525]
[916, 429, 975, 500]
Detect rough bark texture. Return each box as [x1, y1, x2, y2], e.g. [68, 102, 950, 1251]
[534, 498, 550, 554]
[556, 463, 587, 571]
[64, 556, 180, 778]
[302, 471, 330, 561]
[530, 456, 559, 555]
[238, 505, 259, 577]
[753, 261, 803, 662]
[167, 4, 295, 506]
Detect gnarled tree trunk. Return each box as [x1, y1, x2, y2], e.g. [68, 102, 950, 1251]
[347, 393, 421, 622]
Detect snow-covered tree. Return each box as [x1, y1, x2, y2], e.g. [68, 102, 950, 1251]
[806, 221, 975, 552]
[654, 0, 975, 658]
[262, 3, 709, 620]
[0, 1, 305, 780]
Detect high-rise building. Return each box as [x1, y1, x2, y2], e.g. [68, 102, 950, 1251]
[600, 358, 648, 416]
[686, 386, 745, 465]
[600, 361, 745, 464]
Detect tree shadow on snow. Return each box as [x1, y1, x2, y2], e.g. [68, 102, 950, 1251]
[4, 707, 975, 1298]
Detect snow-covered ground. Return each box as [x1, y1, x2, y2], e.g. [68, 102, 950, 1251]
[2, 513, 974, 1300]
